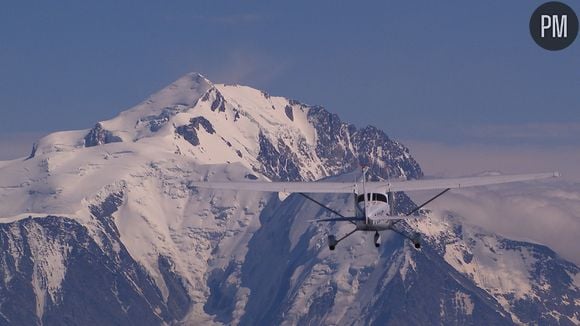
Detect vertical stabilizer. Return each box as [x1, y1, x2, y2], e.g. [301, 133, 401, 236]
[387, 191, 396, 216]
[362, 167, 369, 224]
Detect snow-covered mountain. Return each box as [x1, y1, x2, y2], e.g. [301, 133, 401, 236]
[0, 73, 577, 325]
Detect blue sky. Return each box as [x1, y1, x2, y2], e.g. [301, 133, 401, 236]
[0, 1, 578, 158]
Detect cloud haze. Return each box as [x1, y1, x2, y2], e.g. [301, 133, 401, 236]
[212, 49, 290, 86]
[405, 140, 580, 266]
[464, 122, 580, 145]
[405, 140, 580, 182]
[425, 182, 580, 267]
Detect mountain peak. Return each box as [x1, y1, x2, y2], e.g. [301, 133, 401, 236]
[130, 72, 214, 115]
[27, 72, 422, 184]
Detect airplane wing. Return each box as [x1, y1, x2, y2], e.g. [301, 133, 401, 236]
[383, 171, 561, 192]
[190, 172, 560, 194]
[190, 180, 358, 193]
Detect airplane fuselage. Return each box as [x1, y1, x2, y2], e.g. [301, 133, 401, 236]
[355, 218, 398, 231]
[354, 192, 402, 231]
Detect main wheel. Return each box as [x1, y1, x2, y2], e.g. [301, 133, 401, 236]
[412, 233, 421, 249]
[328, 235, 338, 251]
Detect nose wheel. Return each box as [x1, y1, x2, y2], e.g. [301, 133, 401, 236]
[374, 231, 381, 248]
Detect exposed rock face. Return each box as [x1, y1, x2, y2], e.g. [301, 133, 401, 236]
[202, 88, 226, 112]
[84, 123, 122, 147]
[252, 104, 421, 183]
[26, 143, 38, 160]
[189, 117, 215, 134]
[139, 108, 180, 132]
[256, 131, 302, 181]
[284, 105, 294, 121]
[307, 106, 422, 181]
[0, 215, 186, 326]
[176, 117, 215, 146]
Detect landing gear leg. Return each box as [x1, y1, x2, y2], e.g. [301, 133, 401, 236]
[390, 225, 422, 250]
[328, 235, 337, 250]
[327, 228, 357, 250]
[411, 232, 421, 249]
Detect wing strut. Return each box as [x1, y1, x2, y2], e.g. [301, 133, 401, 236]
[390, 188, 450, 247]
[299, 193, 356, 225]
[404, 188, 451, 216]
[336, 228, 358, 242]
[328, 228, 359, 250]
[389, 224, 421, 248]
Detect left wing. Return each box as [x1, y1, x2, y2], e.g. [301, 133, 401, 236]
[190, 180, 357, 193]
[190, 172, 560, 194]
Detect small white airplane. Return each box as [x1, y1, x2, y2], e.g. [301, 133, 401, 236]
[191, 169, 560, 250]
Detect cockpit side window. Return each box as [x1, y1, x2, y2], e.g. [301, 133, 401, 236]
[375, 193, 387, 202]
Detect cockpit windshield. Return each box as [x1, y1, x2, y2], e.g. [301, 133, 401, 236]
[356, 193, 387, 203]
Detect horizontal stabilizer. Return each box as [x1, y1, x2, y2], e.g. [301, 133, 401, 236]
[309, 217, 365, 223]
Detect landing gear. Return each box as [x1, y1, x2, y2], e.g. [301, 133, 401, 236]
[374, 231, 381, 248]
[411, 232, 421, 250]
[327, 228, 358, 250]
[328, 235, 337, 251]
[389, 226, 422, 250]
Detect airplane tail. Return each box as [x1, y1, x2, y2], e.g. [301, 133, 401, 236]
[309, 217, 365, 223]
[362, 167, 369, 224]
[387, 191, 396, 215]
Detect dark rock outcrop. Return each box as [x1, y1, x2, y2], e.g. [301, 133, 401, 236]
[176, 116, 216, 147]
[84, 123, 122, 147]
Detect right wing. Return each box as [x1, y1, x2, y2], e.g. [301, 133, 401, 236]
[383, 172, 561, 192]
